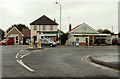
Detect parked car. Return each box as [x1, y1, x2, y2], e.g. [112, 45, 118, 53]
[41, 39, 57, 47]
[105, 39, 111, 45]
[112, 38, 120, 45]
[0, 39, 14, 45]
[94, 39, 106, 45]
[55, 40, 60, 45]
[25, 38, 30, 45]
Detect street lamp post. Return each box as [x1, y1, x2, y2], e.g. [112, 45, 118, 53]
[56, 2, 61, 45]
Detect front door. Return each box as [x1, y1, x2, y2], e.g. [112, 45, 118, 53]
[15, 36, 19, 44]
[89, 36, 93, 45]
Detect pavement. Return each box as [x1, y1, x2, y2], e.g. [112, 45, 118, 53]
[89, 54, 120, 71]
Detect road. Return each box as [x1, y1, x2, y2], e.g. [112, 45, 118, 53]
[2, 45, 119, 78]
[2, 45, 40, 77]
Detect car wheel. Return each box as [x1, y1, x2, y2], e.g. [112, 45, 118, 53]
[49, 44, 53, 47]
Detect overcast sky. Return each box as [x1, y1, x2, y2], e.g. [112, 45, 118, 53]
[0, 0, 119, 33]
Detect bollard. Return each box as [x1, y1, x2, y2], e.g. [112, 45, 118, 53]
[29, 41, 33, 48]
[37, 40, 41, 48]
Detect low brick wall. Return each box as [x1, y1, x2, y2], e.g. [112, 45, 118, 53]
[79, 43, 86, 46]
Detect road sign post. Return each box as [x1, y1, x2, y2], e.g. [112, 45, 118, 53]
[29, 37, 33, 48]
[37, 32, 41, 48]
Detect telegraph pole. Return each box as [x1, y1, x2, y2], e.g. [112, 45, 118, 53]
[112, 26, 113, 33]
[56, 2, 62, 45]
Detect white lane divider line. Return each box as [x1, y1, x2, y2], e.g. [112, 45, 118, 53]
[16, 52, 20, 59]
[16, 50, 34, 72]
[16, 50, 44, 76]
[17, 59, 34, 72]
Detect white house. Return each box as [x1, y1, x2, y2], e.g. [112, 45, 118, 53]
[30, 15, 58, 43]
[66, 23, 111, 46]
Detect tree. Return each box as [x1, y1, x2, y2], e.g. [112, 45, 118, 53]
[61, 33, 68, 45]
[6, 24, 29, 33]
[97, 28, 112, 34]
[97, 28, 103, 33]
[102, 29, 111, 34]
[0, 28, 5, 40]
[57, 29, 68, 45]
[119, 32, 120, 38]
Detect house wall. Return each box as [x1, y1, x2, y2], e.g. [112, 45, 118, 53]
[67, 35, 89, 46]
[67, 35, 98, 46]
[70, 35, 74, 44]
[30, 25, 58, 37]
[6, 28, 23, 44]
[66, 23, 112, 46]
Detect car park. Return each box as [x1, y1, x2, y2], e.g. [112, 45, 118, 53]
[0, 39, 14, 45]
[112, 38, 120, 45]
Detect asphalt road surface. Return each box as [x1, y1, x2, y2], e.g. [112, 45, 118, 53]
[2, 45, 120, 78]
[2, 45, 40, 77]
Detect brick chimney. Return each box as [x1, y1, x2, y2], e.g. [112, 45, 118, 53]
[54, 19, 56, 23]
[69, 24, 72, 31]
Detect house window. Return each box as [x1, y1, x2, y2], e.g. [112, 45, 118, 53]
[50, 26, 53, 30]
[34, 26, 37, 30]
[43, 25, 46, 30]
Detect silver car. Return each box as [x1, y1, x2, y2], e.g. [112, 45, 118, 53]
[41, 39, 57, 47]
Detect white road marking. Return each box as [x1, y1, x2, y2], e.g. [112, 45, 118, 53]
[16, 50, 35, 72]
[17, 60, 20, 63]
[17, 59, 34, 72]
[16, 52, 19, 59]
[16, 49, 44, 76]
[21, 53, 31, 59]
[82, 55, 91, 62]
[19, 50, 23, 52]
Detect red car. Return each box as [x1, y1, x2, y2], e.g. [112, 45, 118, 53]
[0, 39, 14, 45]
[112, 38, 120, 45]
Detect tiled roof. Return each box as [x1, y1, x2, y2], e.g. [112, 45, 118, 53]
[66, 23, 98, 34]
[66, 24, 82, 34]
[21, 29, 31, 37]
[30, 15, 58, 25]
